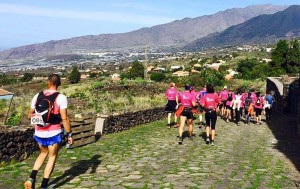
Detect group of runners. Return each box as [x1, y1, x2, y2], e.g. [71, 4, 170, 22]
[165, 83, 275, 145]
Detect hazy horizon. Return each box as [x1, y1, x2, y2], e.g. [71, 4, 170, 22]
[0, 0, 299, 50]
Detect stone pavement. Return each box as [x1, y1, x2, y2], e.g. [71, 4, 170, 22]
[0, 114, 300, 189]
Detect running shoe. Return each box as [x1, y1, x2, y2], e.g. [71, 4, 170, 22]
[24, 178, 35, 189]
[178, 137, 183, 145]
[206, 137, 210, 144]
[211, 140, 215, 146]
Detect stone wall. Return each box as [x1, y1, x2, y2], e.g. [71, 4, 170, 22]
[103, 107, 166, 134]
[0, 127, 37, 162]
[267, 77, 299, 114]
[266, 77, 284, 113]
[298, 77, 300, 137]
[0, 107, 167, 162]
[267, 76, 300, 137]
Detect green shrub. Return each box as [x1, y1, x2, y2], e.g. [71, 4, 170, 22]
[91, 81, 105, 90]
[68, 66, 81, 84]
[7, 112, 21, 126]
[20, 73, 34, 82]
[150, 72, 166, 82]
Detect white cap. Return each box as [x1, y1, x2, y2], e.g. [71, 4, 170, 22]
[223, 86, 227, 89]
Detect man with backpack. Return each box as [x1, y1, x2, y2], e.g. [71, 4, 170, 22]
[264, 91, 275, 122]
[25, 74, 73, 189]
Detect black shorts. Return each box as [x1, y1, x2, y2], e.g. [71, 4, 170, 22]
[165, 100, 177, 113]
[226, 105, 232, 110]
[205, 111, 217, 130]
[181, 108, 193, 119]
[255, 108, 262, 116]
[219, 100, 227, 108]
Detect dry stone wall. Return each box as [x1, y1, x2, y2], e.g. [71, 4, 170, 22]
[298, 78, 300, 136]
[0, 127, 37, 162]
[0, 107, 167, 162]
[103, 107, 166, 134]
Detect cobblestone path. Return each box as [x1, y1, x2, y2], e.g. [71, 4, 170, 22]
[0, 115, 300, 188]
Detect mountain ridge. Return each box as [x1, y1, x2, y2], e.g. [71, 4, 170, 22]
[0, 4, 288, 60]
[184, 5, 300, 50]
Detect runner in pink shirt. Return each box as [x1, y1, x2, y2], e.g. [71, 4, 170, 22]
[219, 86, 229, 118]
[164, 82, 179, 128]
[200, 84, 220, 146]
[253, 92, 264, 125]
[178, 85, 197, 145]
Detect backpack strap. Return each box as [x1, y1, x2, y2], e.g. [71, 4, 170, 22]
[35, 91, 60, 107]
[50, 92, 60, 104]
[35, 91, 45, 106]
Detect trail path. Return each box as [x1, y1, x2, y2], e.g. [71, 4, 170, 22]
[0, 114, 299, 188]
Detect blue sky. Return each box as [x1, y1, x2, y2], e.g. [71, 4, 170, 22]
[0, 0, 299, 50]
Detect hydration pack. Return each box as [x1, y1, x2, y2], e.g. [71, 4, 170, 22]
[34, 91, 61, 127]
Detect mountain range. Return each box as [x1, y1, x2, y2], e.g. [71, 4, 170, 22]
[0, 4, 288, 61]
[184, 5, 300, 50]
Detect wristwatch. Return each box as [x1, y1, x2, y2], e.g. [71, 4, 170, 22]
[67, 132, 73, 138]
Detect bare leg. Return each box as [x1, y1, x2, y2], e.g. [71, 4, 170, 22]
[32, 145, 49, 171]
[211, 130, 216, 141]
[179, 116, 186, 138]
[206, 126, 210, 139]
[188, 119, 193, 137]
[25, 145, 48, 189]
[199, 113, 203, 123]
[43, 143, 59, 179]
[167, 113, 171, 124]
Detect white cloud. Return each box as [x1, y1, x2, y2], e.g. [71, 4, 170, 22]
[0, 3, 174, 26]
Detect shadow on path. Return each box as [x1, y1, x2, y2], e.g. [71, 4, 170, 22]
[49, 154, 102, 188]
[267, 113, 300, 182]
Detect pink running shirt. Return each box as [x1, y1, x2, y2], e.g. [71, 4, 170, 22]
[219, 90, 229, 101]
[179, 91, 196, 108]
[165, 88, 178, 100]
[200, 93, 220, 110]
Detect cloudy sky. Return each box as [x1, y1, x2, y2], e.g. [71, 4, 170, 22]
[0, 0, 299, 49]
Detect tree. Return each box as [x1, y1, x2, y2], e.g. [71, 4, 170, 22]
[150, 72, 166, 82]
[20, 73, 34, 82]
[232, 52, 239, 58]
[68, 66, 81, 84]
[89, 72, 97, 78]
[271, 39, 300, 75]
[286, 39, 300, 74]
[127, 60, 144, 79]
[0, 74, 17, 85]
[212, 55, 218, 63]
[271, 39, 289, 74]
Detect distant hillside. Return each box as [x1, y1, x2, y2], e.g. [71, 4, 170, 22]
[0, 4, 287, 61]
[185, 5, 300, 50]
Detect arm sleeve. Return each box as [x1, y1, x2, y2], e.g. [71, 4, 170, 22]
[57, 94, 68, 109]
[30, 93, 39, 109]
